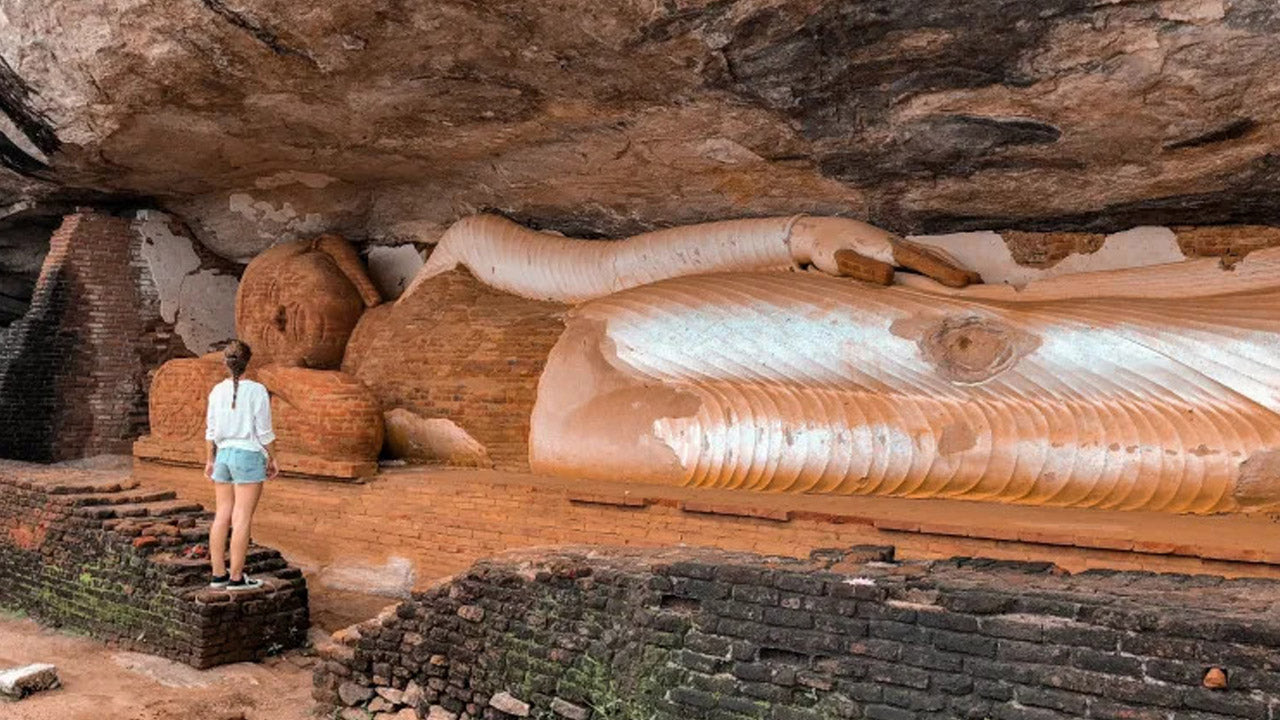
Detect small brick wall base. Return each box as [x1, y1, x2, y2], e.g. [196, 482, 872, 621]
[315, 547, 1280, 720]
[0, 461, 308, 667]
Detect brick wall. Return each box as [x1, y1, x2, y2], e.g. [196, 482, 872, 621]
[343, 270, 565, 470]
[1171, 225, 1280, 265]
[0, 461, 308, 668]
[0, 210, 189, 461]
[315, 547, 1280, 720]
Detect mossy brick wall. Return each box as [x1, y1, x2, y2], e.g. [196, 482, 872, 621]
[0, 210, 189, 462]
[315, 547, 1280, 720]
[0, 464, 308, 667]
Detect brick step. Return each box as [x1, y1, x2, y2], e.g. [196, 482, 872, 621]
[154, 545, 285, 568]
[158, 548, 301, 592]
[1, 456, 309, 669]
[107, 520, 203, 539]
[183, 568, 308, 604]
[65, 489, 178, 507]
[24, 477, 140, 495]
[162, 560, 296, 590]
[75, 499, 204, 519]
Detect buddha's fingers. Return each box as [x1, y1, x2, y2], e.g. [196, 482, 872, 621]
[833, 249, 895, 286]
[892, 239, 982, 288]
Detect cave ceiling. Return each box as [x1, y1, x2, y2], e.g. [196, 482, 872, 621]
[0, 0, 1277, 258]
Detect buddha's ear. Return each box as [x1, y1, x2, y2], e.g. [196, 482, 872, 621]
[312, 234, 383, 308]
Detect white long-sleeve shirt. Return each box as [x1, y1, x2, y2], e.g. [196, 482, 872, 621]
[205, 378, 276, 453]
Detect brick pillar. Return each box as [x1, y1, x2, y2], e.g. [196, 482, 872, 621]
[0, 210, 180, 461]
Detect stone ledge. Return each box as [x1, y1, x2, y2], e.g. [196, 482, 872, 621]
[566, 491, 649, 508]
[679, 499, 793, 522]
[540, 473, 1280, 569]
[133, 436, 377, 480]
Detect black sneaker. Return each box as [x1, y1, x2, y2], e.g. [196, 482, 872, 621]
[210, 574, 230, 588]
[226, 575, 263, 591]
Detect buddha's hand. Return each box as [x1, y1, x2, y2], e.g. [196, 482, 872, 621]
[789, 216, 981, 288]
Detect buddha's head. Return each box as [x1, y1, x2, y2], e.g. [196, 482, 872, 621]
[235, 235, 381, 369]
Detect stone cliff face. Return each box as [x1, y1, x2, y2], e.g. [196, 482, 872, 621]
[0, 0, 1277, 258]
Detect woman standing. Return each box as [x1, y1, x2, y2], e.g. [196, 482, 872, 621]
[204, 340, 279, 590]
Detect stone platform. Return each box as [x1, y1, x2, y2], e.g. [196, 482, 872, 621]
[133, 459, 1280, 616]
[0, 460, 309, 668]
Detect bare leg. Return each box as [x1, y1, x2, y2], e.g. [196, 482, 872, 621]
[209, 482, 235, 577]
[229, 482, 264, 580]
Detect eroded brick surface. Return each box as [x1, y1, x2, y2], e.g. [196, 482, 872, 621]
[236, 236, 378, 370]
[0, 211, 190, 462]
[343, 270, 565, 471]
[0, 461, 308, 667]
[315, 547, 1280, 720]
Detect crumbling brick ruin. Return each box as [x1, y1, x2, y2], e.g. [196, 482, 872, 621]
[0, 211, 191, 462]
[316, 547, 1280, 720]
[0, 462, 308, 668]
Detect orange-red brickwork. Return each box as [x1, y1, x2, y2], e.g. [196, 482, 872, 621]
[343, 270, 565, 471]
[140, 359, 383, 477]
[235, 236, 380, 370]
[136, 460, 1280, 606]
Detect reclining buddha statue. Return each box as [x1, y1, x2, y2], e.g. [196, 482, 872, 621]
[400, 213, 1280, 514]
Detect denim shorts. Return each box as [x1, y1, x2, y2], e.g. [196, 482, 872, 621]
[211, 447, 268, 484]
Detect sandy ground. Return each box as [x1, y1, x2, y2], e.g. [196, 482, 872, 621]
[0, 611, 319, 720]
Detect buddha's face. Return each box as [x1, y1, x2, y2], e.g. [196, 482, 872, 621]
[235, 241, 367, 369]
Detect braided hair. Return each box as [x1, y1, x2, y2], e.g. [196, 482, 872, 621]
[223, 340, 253, 409]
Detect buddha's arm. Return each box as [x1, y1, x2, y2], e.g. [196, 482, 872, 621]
[401, 214, 978, 305]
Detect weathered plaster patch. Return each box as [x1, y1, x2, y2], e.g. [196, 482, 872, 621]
[366, 244, 424, 300]
[136, 210, 200, 322]
[228, 192, 324, 231]
[174, 271, 238, 353]
[384, 409, 492, 467]
[916, 315, 1041, 385]
[318, 556, 416, 598]
[135, 210, 238, 353]
[911, 226, 1186, 287]
[177, 187, 369, 261]
[1236, 449, 1280, 509]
